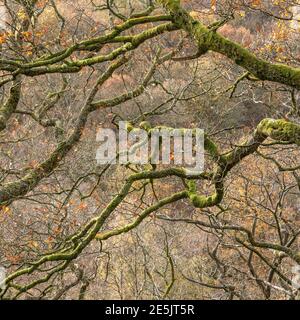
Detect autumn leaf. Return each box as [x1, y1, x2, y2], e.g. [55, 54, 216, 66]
[0, 33, 7, 44]
[1, 206, 11, 215]
[77, 201, 88, 211]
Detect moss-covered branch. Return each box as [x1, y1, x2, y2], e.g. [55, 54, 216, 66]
[95, 190, 187, 240]
[157, 0, 300, 90]
[186, 118, 300, 209]
[0, 58, 127, 206]
[0, 77, 21, 131]
[0, 21, 177, 77]
[2, 117, 300, 297]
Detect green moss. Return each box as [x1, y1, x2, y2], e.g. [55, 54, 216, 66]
[257, 118, 300, 144]
[159, 0, 300, 89]
[139, 121, 152, 131]
[187, 180, 224, 208]
[158, 0, 181, 10]
[125, 121, 134, 132]
[204, 136, 220, 159]
[0, 79, 21, 131]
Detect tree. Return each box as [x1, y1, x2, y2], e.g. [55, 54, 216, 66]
[0, 0, 299, 299]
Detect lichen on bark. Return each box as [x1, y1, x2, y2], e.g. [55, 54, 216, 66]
[157, 0, 300, 90]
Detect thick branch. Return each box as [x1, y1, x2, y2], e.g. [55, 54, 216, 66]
[0, 77, 21, 131]
[158, 0, 300, 90]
